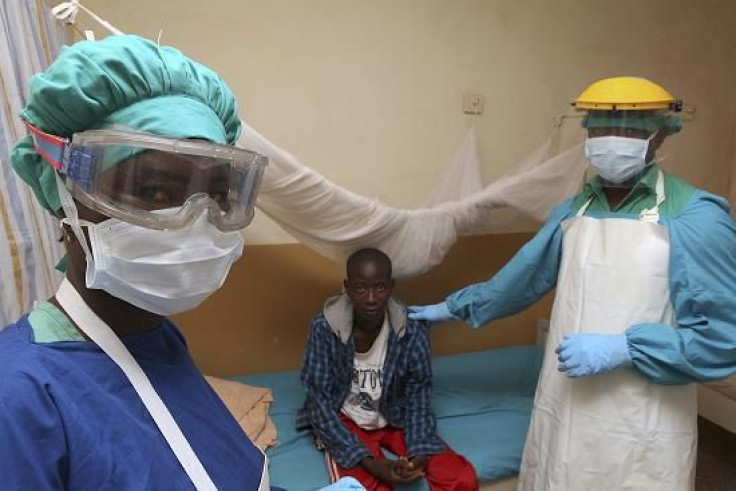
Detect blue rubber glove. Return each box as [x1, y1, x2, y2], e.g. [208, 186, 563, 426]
[319, 477, 366, 490]
[407, 302, 458, 324]
[555, 333, 632, 378]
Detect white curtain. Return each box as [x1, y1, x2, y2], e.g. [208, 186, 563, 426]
[0, 0, 66, 326]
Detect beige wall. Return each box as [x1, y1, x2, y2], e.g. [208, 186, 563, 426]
[77, 0, 736, 215]
[68, 1, 736, 374]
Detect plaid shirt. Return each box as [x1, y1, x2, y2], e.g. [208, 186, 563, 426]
[296, 295, 445, 468]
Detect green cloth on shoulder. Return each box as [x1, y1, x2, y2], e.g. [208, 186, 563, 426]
[570, 164, 697, 216]
[28, 301, 84, 343]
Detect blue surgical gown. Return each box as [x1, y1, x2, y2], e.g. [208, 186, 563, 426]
[447, 189, 736, 385]
[0, 316, 266, 489]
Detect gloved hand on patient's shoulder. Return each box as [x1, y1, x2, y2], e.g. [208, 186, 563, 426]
[407, 302, 458, 324]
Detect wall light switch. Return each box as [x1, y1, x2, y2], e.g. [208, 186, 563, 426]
[463, 93, 484, 115]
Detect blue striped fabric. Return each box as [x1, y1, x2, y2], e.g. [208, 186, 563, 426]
[0, 0, 66, 326]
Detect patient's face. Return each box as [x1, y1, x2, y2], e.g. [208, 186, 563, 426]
[345, 259, 394, 327]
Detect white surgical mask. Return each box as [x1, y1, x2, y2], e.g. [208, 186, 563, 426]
[585, 135, 653, 184]
[57, 176, 244, 316]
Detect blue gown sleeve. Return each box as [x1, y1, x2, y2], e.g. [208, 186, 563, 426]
[626, 191, 736, 384]
[446, 199, 574, 327]
[0, 367, 67, 488]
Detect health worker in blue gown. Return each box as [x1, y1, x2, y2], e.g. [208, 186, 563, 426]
[409, 77, 736, 491]
[0, 35, 276, 490]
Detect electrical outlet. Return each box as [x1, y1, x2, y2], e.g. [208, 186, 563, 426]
[463, 93, 484, 115]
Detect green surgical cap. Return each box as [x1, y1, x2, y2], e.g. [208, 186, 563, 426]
[581, 110, 682, 136]
[10, 35, 242, 214]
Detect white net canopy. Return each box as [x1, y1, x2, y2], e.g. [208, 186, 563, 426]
[239, 123, 587, 278]
[43, 5, 590, 280]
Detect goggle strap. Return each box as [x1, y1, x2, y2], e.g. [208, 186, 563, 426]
[24, 121, 67, 170]
[24, 122, 97, 190]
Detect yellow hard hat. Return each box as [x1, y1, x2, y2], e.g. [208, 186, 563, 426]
[572, 76, 682, 111]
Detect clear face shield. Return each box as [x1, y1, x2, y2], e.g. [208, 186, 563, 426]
[26, 123, 268, 231]
[580, 110, 678, 188]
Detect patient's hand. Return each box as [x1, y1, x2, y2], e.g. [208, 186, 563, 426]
[361, 457, 420, 485]
[393, 455, 427, 481]
[407, 455, 428, 475]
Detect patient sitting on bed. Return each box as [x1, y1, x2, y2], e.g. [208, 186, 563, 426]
[297, 248, 478, 490]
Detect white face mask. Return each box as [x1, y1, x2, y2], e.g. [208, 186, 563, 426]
[57, 177, 244, 316]
[585, 135, 653, 184]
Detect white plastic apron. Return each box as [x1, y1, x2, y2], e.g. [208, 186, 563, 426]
[518, 171, 697, 491]
[56, 279, 270, 491]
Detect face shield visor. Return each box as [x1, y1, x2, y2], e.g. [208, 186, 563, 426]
[580, 110, 680, 187]
[26, 123, 268, 231]
[582, 109, 679, 139]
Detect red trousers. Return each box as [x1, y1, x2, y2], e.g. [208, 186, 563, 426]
[326, 413, 478, 491]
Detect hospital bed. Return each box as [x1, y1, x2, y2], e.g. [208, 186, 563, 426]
[234, 345, 543, 491]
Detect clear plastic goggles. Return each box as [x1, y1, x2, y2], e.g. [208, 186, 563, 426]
[27, 124, 268, 231]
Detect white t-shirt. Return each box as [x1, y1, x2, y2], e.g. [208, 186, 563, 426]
[341, 317, 390, 430]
